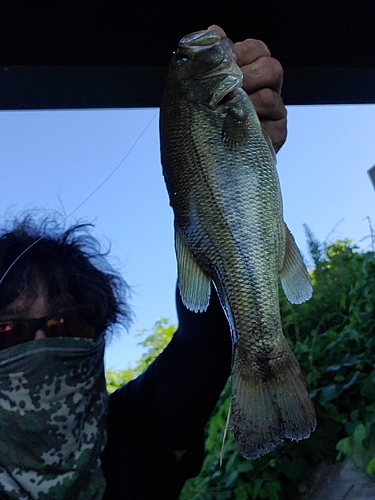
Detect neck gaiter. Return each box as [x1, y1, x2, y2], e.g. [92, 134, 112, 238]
[0, 336, 108, 500]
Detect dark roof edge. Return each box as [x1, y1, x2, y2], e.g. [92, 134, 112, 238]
[1, 66, 374, 110]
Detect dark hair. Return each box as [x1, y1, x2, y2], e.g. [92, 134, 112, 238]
[0, 212, 132, 338]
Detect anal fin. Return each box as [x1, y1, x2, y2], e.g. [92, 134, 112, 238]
[175, 231, 211, 312]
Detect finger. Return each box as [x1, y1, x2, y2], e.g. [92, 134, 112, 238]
[251, 89, 287, 153]
[260, 117, 287, 153]
[242, 57, 284, 95]
[250, 89, 286, 121]
[232, 39, 271, 67]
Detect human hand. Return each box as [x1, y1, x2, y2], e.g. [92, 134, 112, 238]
[209, 25, 287, 153]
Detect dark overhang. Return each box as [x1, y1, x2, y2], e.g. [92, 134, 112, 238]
[1, 0, 374, 109]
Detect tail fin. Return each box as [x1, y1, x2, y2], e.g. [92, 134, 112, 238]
[231, 342, 316, 460]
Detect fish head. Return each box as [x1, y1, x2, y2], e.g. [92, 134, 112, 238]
[167, 29, 244, 108]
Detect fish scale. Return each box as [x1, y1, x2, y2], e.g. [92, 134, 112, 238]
[160, 28, 316, 459]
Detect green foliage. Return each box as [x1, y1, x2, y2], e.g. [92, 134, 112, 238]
[105, 318, 175, 392]
[133, 318, 176, 375]
[106, 233, 375, 499]
[105, 367, 135, 393]
[367, 457, 375, 476]
[181, 231, 375, 499]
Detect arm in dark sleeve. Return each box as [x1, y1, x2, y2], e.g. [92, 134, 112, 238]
[150, 283, 232, 452]
[102, 284, 232, 499]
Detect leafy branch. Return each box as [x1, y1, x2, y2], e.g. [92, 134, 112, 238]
[106, 232, 375, 499]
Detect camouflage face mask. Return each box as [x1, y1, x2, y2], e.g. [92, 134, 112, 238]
[0, 336, 108, 500]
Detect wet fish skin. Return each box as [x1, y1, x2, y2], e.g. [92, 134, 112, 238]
[160, 29, 316, 459]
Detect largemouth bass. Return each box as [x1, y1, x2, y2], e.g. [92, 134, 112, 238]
[160, 29, 316, 459]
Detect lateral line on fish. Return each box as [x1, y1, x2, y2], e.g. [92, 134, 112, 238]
[0, 111, 158, 286]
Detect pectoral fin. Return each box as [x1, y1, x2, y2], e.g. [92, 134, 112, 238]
[175, 231, 211, 312]
[279, 223, 313, 304]
[222, 108, 248, 150]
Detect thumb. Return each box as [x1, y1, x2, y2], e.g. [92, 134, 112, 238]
[207, 24, 226, 37]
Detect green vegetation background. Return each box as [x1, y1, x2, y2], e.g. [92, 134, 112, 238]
[106, 229, 375, 499]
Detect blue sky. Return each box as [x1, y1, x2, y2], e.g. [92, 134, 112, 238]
[0, 105, 374, 370]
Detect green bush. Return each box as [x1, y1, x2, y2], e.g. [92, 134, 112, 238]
[181, 232, 375, 499]
[106, 232, 375, 499]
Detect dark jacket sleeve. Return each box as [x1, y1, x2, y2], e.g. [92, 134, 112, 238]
[151, 284, 232, 451]
[101, 284, 232, 499]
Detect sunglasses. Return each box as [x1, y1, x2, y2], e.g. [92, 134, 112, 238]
[0, 307, 96, 350]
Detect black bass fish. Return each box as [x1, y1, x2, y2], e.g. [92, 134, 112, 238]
[159, 29, 316, 459]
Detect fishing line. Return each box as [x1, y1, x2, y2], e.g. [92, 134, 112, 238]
[220, 401, 232, 467]
[0, 110, 159, 285]
[62, 110, 158, 220]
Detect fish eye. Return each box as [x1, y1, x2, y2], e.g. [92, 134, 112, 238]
[174, 51, 189, 65]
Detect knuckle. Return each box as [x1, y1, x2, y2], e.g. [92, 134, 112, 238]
[242, 38, 271, 57]
[269, 58, 284, 83]
[256, 88, 279, 110]
[234, 38, 271, 65]
[262, 117, 287, 152]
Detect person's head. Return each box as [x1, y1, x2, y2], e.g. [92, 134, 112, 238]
[0, 212, 132, 348]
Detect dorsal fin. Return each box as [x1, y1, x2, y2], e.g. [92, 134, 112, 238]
[279, 223, 312, 304]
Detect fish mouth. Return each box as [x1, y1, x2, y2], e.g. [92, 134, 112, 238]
[209, 71, 243, 107]
[179, 30, 223, 51]
[178, 29, 244, 108]
[184, 31, 243, 108]
[197, 62, 243, 108]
